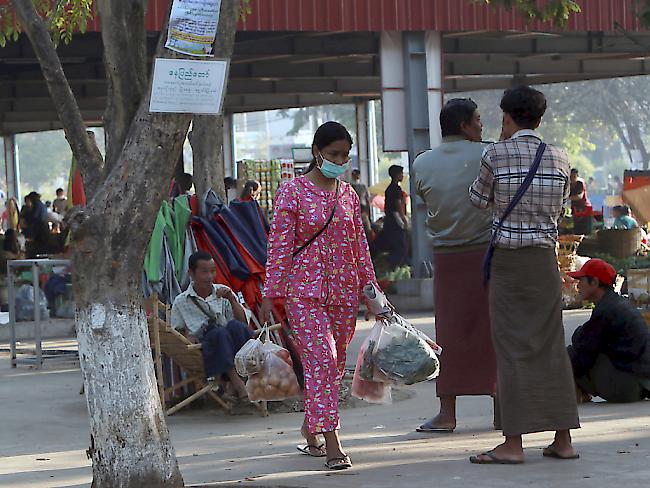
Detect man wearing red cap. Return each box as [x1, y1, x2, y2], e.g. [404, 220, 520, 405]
[568, 259, 650, 403]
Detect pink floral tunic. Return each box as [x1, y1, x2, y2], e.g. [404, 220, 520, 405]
[264, 175, 378, 433]
[264, 175, 377, 305]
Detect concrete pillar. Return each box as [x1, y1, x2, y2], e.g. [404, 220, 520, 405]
[426, 32, 443, 150]
[355, 101, 370, 185]
[3, 135, 20, 201]
[380, 31, 444, 277]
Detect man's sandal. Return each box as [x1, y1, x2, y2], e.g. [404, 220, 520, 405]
[297, 444, 326, 457]
[469, 451, 524, 465]
[542, 447, 580, 460]
[324, 455, 352, 470]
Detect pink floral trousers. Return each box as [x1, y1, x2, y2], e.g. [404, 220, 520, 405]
[285, 298, 357, 434]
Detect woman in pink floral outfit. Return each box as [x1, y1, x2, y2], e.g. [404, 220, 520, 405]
[261, 122, 377, 470]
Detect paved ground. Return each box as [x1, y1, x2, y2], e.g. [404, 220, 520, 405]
[1, 310, 649, 488]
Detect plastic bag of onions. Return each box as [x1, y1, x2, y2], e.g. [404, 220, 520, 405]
[246, 341, 301, 401]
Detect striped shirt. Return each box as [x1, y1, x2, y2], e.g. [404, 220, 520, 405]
[171, 284, 234, 336]
[469, 129, 570, 249]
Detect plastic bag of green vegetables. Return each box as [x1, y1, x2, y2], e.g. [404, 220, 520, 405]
[366, 314, 441, 386]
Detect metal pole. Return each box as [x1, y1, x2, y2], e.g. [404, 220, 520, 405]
[368, 100, 379, 187]
[3, 135, 21, 201]
[223, 113, 235, 178]
[403, 32, 433, 278]
[32, 263, 42, 368]
[355, 101, 370, 185]
[8, 262, 16, 367]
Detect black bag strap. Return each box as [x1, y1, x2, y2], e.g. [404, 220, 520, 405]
[189, 295, 218, 322]
[293, 180, 339, 258]
[483, 142, 547, 284]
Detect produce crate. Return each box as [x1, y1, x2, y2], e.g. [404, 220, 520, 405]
[557, 235, 583, 271]
[627, 268, 650, 300]
[237, 159, 295, 219]
[596, 228, 642, 258]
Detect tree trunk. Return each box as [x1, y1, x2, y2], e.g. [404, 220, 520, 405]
[78, 297, 183, 488]
[97, 0, 148, 175]
[189, 115, 226, 199]
[13, 0, 239, 485]
[189, 0, 239, 200]
[72, 61, 192, 487]
[70, 2, 191, 486]
[627, 122, 649, 169]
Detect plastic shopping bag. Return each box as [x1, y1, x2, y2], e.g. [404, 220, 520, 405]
[246, 341, 301, 401]
[371, 314, 440, 386]
[363, 282, 392, 317]
[351, 321, 392, 404]
[15, 285, 50, 322]
[234, 337, 265, 376]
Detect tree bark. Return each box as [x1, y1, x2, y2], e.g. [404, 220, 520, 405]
[190, 0, 239, 200]
[97, 0, 149, 175]
[78, 299, 184, 488]
[70, 3, 193, 486]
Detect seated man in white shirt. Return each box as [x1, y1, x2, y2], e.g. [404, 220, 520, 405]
[171, 251, 252, 401]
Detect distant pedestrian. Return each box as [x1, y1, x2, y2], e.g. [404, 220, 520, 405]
[611, 205, 639, 230]
[469, 86, 580, 464]
[376, 165, 409, 269]
[224, 176, 237, 203]
[570, 169, 593, 234]
[238, 180, 261, 202]
[53, 188, 67, 215]
[351, 169, 372, 237]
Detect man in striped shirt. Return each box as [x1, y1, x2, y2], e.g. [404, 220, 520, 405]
[468, 86, 580, 465]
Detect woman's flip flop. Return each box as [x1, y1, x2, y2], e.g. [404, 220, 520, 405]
[297, 444, 326, 457]
[324, 456, 352, 470]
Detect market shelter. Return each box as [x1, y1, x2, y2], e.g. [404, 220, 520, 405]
[2, 0, 650, 270]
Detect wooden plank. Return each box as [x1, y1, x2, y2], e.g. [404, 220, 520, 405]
[166, 384, 213, 416]
[152, 296, 165, 410]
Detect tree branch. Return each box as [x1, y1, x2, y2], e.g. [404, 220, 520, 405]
[12, 0, 103, 196]
[97, 0, 148, 175]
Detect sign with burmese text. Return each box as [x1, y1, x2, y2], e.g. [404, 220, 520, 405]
[149, 58, 228, 114]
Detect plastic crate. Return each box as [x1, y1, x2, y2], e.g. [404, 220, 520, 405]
[627, 268, 650, 299]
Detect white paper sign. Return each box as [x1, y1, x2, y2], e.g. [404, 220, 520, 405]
[166, 0, 222, 57]
[149, 58, 229, 114]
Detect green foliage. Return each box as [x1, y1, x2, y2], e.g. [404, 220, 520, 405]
[634, 0, 650, 27]
[0, 0, 93, 46]
[478, 0, 581, 26]
[239, 0, 252, 22]
[590, 253, 650, 274]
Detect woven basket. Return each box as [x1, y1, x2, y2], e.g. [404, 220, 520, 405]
[596, 228, 642, 258]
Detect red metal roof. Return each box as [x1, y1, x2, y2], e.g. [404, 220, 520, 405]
[3, 0, 643, 33]
[235, 0, 643, 32]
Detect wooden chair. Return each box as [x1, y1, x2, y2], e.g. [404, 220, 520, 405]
[147, 294, 274, 416]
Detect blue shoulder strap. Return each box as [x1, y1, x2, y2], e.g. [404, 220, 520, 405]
[483, 142, 547, 284]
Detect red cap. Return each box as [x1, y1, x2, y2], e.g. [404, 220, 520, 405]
[568, 259, 617, 286]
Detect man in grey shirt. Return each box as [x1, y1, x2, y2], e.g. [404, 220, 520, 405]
[412, 99, 497, 433]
